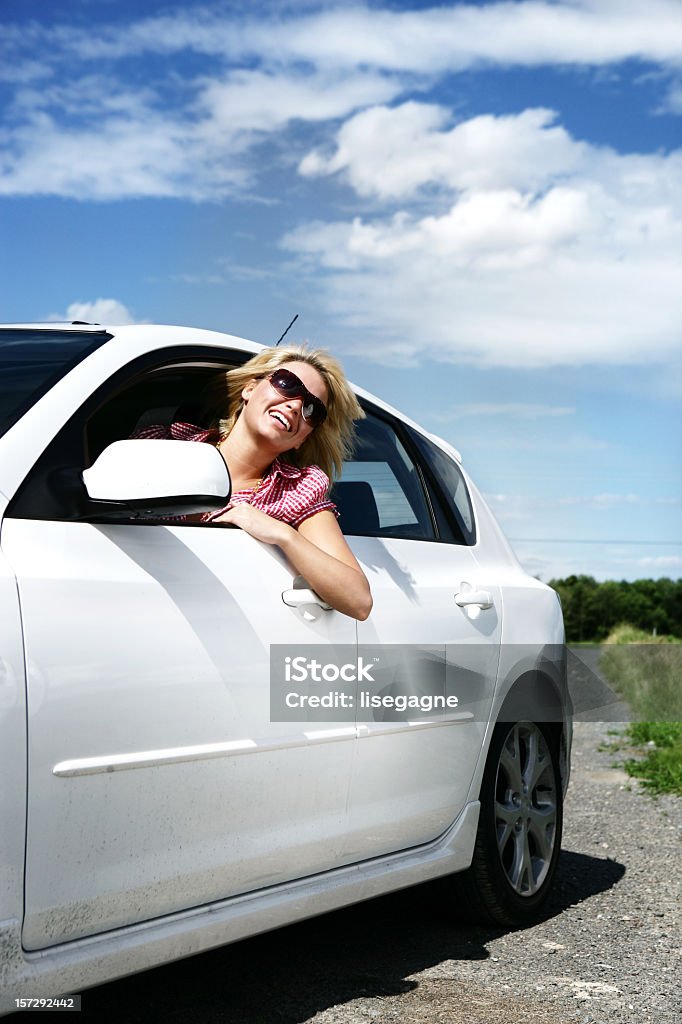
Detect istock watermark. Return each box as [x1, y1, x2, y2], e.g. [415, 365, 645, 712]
[284, 655, 377, 683]
[270, 645, 473, 723]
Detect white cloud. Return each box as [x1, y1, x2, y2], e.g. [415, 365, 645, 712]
[470, 433, 614, 453]
[47, 299, 138, 325]
[636, 554, 682, 570]
[475, 490, 680, 580]
[0, 110, 220, 202]
[295, 186, 595, 265]
[285, 103, 682, 368]
[0, 59, 49, 84]
[560, 493, 642, 509]
[0, 69, 401, 201]
[659, 80, 682, 115]
[300, 105, 585, 198]
[198, 69, 399, 135]
[14, 1, 682, 70]
[509, 545, 677, 584]
[485, 491, 644, 516]
[2, 1, 681, 204]
[1, 1, 680, 205]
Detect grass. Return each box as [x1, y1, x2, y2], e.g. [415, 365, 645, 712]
[599, 625, 682, 721]
[598, 625, 682, 796]
[621, 723, 682, 795]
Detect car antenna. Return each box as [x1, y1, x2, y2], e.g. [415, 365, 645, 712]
[274, 313, 298, 346]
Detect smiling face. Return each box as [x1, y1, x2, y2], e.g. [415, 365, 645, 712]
[241, 360, 329, 452]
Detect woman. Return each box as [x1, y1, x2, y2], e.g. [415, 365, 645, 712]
[137, 346, 372, 621]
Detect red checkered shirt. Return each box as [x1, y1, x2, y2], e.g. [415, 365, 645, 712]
[132, 421, 337, 527]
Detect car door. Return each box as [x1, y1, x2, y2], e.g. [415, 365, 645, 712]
[334, 411, 502, 861]
[1, 346, 357, 950]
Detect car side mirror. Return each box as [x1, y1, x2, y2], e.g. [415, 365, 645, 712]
[82, 440, 231, 517]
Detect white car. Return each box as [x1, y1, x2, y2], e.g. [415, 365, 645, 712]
[0, 323, 571, 1011]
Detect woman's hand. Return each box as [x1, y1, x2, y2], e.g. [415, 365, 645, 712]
[282, 511, 373, 621]
[210, 503, 292, 547]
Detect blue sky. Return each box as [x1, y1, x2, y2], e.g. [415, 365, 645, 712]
[1, 0, 680, 583]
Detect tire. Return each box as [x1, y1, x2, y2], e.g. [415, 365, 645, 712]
[449, 720, 563, 926]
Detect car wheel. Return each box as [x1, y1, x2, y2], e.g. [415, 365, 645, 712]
[449, 720, 563, 926]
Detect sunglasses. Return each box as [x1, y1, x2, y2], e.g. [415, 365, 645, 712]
[267, 368, 327, 428]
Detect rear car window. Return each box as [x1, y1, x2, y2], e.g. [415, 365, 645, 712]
[333, 412, 435, 539]
[407, 429, 477, 546]
[0, 328, 111, 440]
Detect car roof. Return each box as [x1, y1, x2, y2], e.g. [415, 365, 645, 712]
[1, 321, 463, 463]
[0, 322, 110, 331]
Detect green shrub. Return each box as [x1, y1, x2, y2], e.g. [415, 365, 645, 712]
[599, 627, 682, 795]
[599, 628, 682, 722]
[603, 624, 679, 646]
[623, 723, 682, 796]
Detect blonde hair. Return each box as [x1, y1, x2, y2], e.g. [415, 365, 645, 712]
[211, 346, 364, 480]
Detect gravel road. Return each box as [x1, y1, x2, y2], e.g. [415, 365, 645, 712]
[72, 709, 680, 1024]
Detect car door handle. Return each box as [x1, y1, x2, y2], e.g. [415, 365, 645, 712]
[282, 588, 332, 618]
[454, 588, 493, 610]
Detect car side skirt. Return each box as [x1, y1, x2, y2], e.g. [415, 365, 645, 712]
[0, 800, 480, 1011]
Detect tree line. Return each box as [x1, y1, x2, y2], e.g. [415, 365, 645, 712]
[548, 576, 682, 643]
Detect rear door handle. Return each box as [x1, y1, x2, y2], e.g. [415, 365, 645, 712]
[454, 588, 493, 610]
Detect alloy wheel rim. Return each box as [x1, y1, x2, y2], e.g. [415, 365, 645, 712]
[494, 722, 558, 897]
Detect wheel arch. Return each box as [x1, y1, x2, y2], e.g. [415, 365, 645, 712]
[492, 662, 570, 796]
[467, 647, 571, 809]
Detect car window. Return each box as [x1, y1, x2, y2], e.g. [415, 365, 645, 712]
[406, 428, 477, 546]
[6, 348, 247, 522]
[333, 412, 435, 539]
[0, 328, 111, 440]
[85, 363, 225, 463]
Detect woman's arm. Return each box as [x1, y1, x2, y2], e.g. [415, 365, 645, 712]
[290, 510, 373, 620]
[211, 504, 372, 621]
